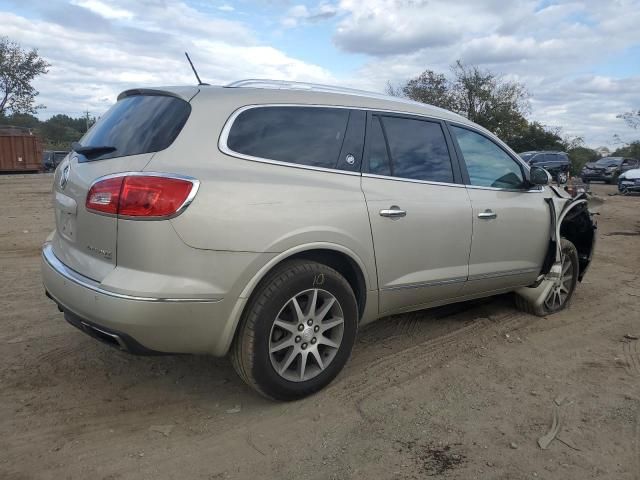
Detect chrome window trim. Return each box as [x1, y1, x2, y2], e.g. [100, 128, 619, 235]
[218, 103, 473, 177]
[42, 243, 221, 303]
[362, 173, 466, 188]
[86, 171, 200, 220]
[466, 184, 545, 194]
[218, 103, 540, 192]
[218, 104, 362, 177]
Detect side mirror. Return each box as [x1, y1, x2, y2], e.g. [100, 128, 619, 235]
[529, 166, 551, 186]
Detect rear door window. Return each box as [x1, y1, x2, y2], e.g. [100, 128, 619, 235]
[226, 106, 351, 170]
[78, 94, 191, 161]
[377, 115, 454, 182]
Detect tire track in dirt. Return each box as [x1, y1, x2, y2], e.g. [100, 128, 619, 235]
[332, 303, 533, 405]
[622, 340, 640, 377]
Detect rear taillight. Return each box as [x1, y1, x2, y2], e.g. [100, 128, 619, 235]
[86, 174, 197, 219]
[86, 177, 123, 215]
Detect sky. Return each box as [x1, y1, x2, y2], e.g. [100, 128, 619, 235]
[1, 0, 639, 148]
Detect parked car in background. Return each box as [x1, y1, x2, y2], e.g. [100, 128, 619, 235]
[581, 157, 640, 184]
[519, 151, 571, 183]
[618, 168, 640, 193]
[42, 80, 596, 400]
[42, 150, 69, 172]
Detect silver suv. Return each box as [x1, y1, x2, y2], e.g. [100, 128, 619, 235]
[42, 80, 596, 399]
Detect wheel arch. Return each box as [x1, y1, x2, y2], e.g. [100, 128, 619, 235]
[216, 243, 373, 356]
[558, 200, 596, 281]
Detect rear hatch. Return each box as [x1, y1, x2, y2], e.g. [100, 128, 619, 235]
[51, 88, 197, 281]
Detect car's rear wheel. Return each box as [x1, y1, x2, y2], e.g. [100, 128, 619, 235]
[231, 260, 358, 400]
[515, 238, 579, 316]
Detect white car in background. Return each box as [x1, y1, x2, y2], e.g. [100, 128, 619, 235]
[618, 168, 640, 193]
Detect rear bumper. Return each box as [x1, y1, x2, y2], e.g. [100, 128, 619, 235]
[41, 243, 237, 355]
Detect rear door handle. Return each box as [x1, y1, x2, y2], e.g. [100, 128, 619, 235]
[380, 206, 407, 218]
[478, 209, 497, 220]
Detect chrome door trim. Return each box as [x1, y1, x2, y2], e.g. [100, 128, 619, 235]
[381, 276, 468, 292]
[43, 243, 222, 303]
[477, 210, 497, 220]
[467, 267, 539, 282]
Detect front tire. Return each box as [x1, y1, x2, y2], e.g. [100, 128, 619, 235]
[231, 260, 358, 400]
[515, 238, 579, 316]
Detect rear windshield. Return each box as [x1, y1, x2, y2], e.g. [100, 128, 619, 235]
[76, 94, 191, 161]
[519, 153, 535, 161]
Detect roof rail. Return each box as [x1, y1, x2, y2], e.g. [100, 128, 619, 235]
[225, 79, 438, 110]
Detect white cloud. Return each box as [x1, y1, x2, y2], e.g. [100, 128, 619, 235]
[0, 4, 334, 118]
[282, 2, 338, 28]
[330, 0, 640, 146]
[1, 0, 639, 147]
[71, 0, 133, 20]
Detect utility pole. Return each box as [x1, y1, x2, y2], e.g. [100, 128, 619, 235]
[84, 110, 90, 131]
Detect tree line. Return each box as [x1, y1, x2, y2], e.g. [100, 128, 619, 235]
[0, 111, 95, 151]
[1, 36, 638, 170]
[386, 61, 614, 174]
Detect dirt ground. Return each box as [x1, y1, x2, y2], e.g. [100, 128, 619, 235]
[1, 174, 639, 480]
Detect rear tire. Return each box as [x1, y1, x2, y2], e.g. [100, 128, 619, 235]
[515, 238, 579, 317]
[231, 260, 358, 400]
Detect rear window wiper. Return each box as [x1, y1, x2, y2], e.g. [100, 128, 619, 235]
[72, 142, 117, 155]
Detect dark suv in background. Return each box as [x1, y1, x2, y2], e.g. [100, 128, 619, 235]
[42, 150, 69, 172]
[519, 151, 571, 183]
[581, 157, 639, 184]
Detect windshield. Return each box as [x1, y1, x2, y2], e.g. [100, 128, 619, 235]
[519, 153, 535, 161]
[595, 157, 622, 167]
[77, 94, 191, 161]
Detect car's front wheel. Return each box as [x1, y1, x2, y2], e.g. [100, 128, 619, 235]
[231, 260, 358, 400]
[515, 238, 579, 316]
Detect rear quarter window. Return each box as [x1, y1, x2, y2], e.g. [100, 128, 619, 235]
[77, 94, 191, 161]
[226, 106, 351, 170]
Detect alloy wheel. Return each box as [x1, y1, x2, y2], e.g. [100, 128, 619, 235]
[269, 288, 345, 382]
[544, 252, 574, 310]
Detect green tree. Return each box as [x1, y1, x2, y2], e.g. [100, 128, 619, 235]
[612, 140, 640, 158]
[508, 122, 565, 153]
[386, 70, 456, 111]
[388, 60, 529, 145]
[0, 37, 50, 116]
[567, 146, 600, 175]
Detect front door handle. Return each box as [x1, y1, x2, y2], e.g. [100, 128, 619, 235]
[380, 206, 407, 218]
[478, 209, 497, 220]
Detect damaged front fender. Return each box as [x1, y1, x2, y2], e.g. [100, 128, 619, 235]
[516, 185, 597, 305]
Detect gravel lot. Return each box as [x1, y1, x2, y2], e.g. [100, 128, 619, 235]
[1, 174, 639, 479]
